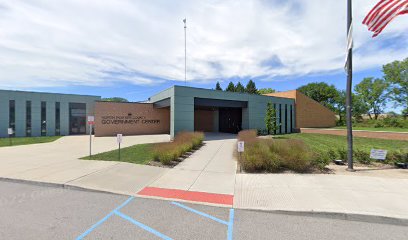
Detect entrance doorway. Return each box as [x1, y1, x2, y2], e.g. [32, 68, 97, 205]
[219, 108, 242, 133]
[69, 103, 86, 135]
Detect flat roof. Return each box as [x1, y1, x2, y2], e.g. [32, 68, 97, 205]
[0, 89, 101, 98]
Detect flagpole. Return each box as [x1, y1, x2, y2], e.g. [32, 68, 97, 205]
[184, 18, 187, 86]
[346, 0, 354, 171]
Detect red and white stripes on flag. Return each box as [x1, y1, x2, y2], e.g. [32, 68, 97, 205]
[363, 0, 408, 37]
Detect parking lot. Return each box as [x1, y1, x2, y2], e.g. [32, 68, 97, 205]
[1, 180, 407, 240]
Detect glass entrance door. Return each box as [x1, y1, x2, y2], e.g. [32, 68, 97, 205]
[69, 103, 86, 135]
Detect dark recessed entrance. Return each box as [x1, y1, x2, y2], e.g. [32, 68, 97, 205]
[69, 103, 86, 135]
[219, 107, 242, 134]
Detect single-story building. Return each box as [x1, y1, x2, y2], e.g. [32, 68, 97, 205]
[0, 86, 335, 138]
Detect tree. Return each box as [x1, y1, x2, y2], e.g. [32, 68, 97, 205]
[226, 82, 236, 92]
[297, 82, 338, 110]
[258, 88, 276, 95]
[333, 90, 346, 123]
[245, 80, 258, 94]
[354, 77, 388, 120]
[383, 58, 408, 115]
[101, 97, 128, 102]
[265, 102, 279, 135]
[352, 94, 370, 121]
[215, 82, 222, 91]
[235, 82, 245, 93]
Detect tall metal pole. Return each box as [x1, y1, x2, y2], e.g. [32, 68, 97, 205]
[184, 18, 187, 86]
[346, 0, 354, 171]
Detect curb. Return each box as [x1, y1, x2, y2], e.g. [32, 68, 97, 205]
[238, 208, 408, 226]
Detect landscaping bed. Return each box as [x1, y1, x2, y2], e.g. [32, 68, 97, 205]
[237, 130, 408, 174]
[82, 132, 205, 167]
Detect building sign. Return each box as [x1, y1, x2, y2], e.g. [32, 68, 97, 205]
[101, 115, 161, 125]
[237, 141, 245, 152]
[370, 149, 388, 160]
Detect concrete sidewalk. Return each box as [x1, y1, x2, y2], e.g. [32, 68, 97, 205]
[234, 174, 408, 219]
[148, 133, 237, 195]
[0, 135, 170, 195]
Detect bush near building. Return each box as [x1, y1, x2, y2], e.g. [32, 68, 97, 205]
[238, 130, 408, 173]
[153, 132, 204, 165]
[238, 130, 329, 173]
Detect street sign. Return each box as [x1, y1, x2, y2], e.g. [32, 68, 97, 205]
[117, 134, 123, 144]
[87, 116, 95, 125]
[237, 141, 245, 152]
[370, 149, 388, 160]
[7, 128, 13, 135]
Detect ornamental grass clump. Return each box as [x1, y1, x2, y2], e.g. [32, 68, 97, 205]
[238, 130, 321, 173]
[153, 132, 204, 165]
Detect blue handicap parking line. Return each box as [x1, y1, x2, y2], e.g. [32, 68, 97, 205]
[76, 196, 171, 240]
[76, 196, 135, 240]
[171, 201, 235, 240]
[114, 210, 173, 240]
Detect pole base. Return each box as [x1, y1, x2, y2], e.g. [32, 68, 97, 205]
[346, 168, 356, 172]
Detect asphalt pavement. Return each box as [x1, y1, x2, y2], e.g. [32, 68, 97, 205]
[1, 180, 407, 240]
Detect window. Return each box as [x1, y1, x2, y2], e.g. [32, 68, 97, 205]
[69, 103, 87, 135]
[41, 101, 46, 136]
[9, 100, 15, 136]
[290, 105, 293, 133]
[284, 104, 288, 134]
[55, 102, 60, 136]
[279, 104, 282, 134]
[273, 103, 277, 135]
[26, 101, 32, 136]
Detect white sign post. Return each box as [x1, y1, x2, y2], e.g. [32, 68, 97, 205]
[7, 128, 13, 146]
[88, 116, 95, 158]
[117, 134, 123, 161]
[370, 149, 388, 161]
[237, 141, 244, 172]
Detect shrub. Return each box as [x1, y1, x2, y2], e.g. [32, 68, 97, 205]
[353, 149, 371, 164]
[241, 141, 280, 172]
[337, 148, 348, 160]
[387, 149, 408, 164]
[327, 148, 338, 160]
[274, 140, 314, 173]
[238, 130, 258, 142]
[313, 151, 331, 171]
[153, 132, 204, 165]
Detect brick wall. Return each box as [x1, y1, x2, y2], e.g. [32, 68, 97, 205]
[264, 90, 336, 129]
[94, 102, 170, 137]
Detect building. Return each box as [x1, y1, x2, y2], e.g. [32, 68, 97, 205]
[0, 86, 335, 138]
[264, 90, 336, 128]
[0, 90, 100, 137]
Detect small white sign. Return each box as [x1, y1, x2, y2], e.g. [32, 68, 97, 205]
[7, 128, 13, 135]
[237, 141, 245, 152]
[117, 134, 123, 144]
[370, 149, 388, 160]
[87, 116, 95, 125]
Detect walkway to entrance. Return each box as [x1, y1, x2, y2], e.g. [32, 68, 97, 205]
[139, 133, 237, 205]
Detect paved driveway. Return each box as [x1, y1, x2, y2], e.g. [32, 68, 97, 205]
[2, 181, 407, 240]
[0, 135, 170, 194]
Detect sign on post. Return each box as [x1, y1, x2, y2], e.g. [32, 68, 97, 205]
[117, 134, 123, 161]
[87, 116, 95, 125]
[237, 141, 245, 152]
[370, 149, 388, 160]
[7, 128, 13, 135]
[117, 134, 123, 144]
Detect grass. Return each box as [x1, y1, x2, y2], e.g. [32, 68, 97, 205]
[333, 126, 408, 132]
[81, 143, 155, 165]
[0, 136, 61, 147]
[276, 133, 408, 152]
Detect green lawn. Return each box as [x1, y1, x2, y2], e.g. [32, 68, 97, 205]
[276, 133, 408, 152]
[0, 136, 62, 147]
[81, 143, 155, 165]
[333, 126, 408, 132]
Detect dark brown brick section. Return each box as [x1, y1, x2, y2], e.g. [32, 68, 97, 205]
[300, 128, 408, 141]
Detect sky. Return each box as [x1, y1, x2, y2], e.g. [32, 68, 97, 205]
[0, 0, 407, 106]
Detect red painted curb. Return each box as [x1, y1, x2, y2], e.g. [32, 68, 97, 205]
[138, 187, 234, 205]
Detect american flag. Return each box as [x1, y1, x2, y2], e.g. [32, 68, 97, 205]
[363, 0, 408, 37]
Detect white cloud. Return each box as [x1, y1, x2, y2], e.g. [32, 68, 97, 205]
[0, 0, 407, 88]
